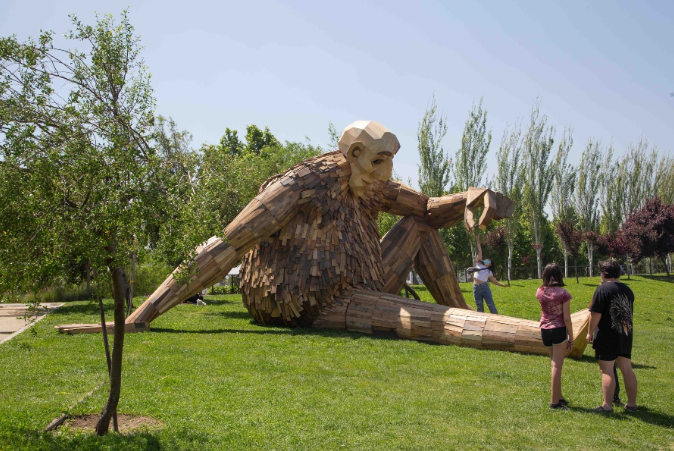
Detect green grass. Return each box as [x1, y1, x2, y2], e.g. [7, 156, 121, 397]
[1, 275, 673, 450]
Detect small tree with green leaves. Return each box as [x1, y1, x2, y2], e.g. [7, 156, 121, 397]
[0, 11, 195, 434]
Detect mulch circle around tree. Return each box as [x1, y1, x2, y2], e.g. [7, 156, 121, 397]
[58, 414, 163, 434]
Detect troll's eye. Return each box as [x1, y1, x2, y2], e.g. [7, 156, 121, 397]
[372, 158, 383, 165]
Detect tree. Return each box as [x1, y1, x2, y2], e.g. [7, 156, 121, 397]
[621, 197, 674, 277]
[244, 125, 279, 154]
[522, 100, 555, 278]
[598, 145, 624, 234]
[574, 139, 602, 276]
[483, 225, 509, 285]
[417, 95, 451, 197]
[550, 127, 576, 276]
[655, 155, 674, 205]
[556, 221, 583, 283]
[621, 138, 658, 215]
[327, 121, 339, 151]
[454, 98, 492, 264]
[454, 98, 491, 192]
[0, 11, 184, 434]
[495, 122, 524, 281]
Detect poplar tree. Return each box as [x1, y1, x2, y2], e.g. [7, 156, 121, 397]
[495, 122, 523, 281]
[550, 127, 576, 276]
[417, 95, 451, 197]
[575, 139, 602, 276]
[455, 98, 492, 264]
[522, 101, 555, 278]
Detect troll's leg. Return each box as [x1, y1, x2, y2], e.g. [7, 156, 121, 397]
[380, 216, 467, 308]
[331, 288, 590, 358]
[56, 237, 238, 333]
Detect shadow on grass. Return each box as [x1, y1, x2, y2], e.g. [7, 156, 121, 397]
[151, 325, 375, 341]
[640, 275, 674, 283]
[1, 424, 178, 451]
[567, 406, 674, 428]
[576, 355, 657, 369]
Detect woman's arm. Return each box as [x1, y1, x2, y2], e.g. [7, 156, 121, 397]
[563, 301, 574, 350]
[476, 232, 483, 262]
[488, 275, 507, 287]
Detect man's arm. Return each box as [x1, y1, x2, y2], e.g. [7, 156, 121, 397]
[586, 312, 602, 343]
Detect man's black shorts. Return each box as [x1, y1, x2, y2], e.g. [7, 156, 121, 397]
[541, 326, 568, 347]
[595, 351, 632, 361]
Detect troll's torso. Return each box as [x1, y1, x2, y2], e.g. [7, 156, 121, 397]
[240, 152, 387, 326]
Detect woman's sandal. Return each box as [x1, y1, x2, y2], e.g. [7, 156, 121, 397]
[624, 404, 637, 412]
[592, 405, 613, 413]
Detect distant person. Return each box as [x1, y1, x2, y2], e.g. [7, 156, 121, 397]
[587, 260, 638, 413]
[536, 263, 573, 409]
[470, 233, 508, 314]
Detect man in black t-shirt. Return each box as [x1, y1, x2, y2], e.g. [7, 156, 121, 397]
[586, 260, 638, 413]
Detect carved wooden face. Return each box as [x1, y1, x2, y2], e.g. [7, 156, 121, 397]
[347, 144, 395, 197]
[338, 121, 400, 197]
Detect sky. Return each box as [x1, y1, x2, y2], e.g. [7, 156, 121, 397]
[1, 0, 672, 187]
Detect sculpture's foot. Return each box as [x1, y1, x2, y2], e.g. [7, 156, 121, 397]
[312, 288, 590, 358]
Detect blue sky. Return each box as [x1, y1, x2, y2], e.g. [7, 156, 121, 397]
[1, 0, 672, 187]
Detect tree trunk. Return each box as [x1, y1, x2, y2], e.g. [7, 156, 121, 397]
[587, 243, 594, 277]
[507, 244, 513, 283]
[535, 247, 542, 278]
[649, 257, 653, 276]
[97, 296, 118, 433]
[662, 256, 670, 277]
[86, 260, 91, 298]
[563, 248, 568, 278]
[575, 258, 579, 284]
[94, 266, 127, 436]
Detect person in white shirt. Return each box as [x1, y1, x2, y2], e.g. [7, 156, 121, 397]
[471, 233, 508, 313]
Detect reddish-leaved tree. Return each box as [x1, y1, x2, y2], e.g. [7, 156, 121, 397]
[556, 221, 584, 283]
[621, 197, 674, 276]
[484, 225, 509, 285]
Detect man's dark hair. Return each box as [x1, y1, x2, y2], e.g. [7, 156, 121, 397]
[598, 260, 621, 279]
[541, 263, 565, 287]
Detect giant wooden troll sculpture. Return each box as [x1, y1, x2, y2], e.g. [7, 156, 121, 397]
[58, 121, 590, 358]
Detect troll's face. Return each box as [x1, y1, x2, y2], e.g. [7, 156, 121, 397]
[338, 121, 400, 198]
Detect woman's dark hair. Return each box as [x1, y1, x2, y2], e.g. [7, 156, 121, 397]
[541, 263, 565, 287]
[478, 259, 497, 276]
[598, 260, 621, 279]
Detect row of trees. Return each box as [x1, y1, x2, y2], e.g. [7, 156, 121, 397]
[409, 96, 674, 280]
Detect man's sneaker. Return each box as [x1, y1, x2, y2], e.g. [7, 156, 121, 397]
[559, 398, 569, 407]
[550, 401, 568, 410]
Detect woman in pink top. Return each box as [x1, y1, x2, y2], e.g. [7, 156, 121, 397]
[537, 263, 574, 409]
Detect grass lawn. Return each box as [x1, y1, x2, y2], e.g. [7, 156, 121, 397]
[1, 275, 673, 450]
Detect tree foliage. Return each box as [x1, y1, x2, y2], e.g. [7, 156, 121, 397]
[454, 98, 491, 191]
[417, 95, 450, 197]
[522, 101, 555, 277]
[0, 11, 176, 434]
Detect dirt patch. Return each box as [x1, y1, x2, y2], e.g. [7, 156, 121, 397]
[61, 414, 163, 434]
